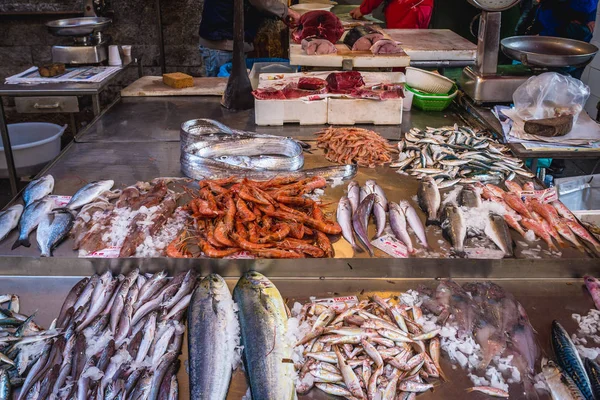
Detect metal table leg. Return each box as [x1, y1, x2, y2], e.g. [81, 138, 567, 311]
[92, 95, 101, 116]
[0, 98, 18, 196]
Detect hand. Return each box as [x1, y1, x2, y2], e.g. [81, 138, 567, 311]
[287, 9, 301, 27]
[350, 7, 363, 19]
[588, 21, 595, 33]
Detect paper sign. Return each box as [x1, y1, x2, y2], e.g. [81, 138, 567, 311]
[87, 246, 121, 258]
[520, 187, 557, 203]
[312, 295, 359, 312]
[371, 234, 409, 258]
[48, 195, 71, 208]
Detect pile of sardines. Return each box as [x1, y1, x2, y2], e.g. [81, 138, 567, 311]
[392, 125, 534, 187]
[15, 269, 194, 399]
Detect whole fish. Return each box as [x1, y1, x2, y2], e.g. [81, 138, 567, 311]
[336, 196, 357, 250]
[521, 218, 558, 252]
[347, 181, 360, 214]
[23, 175, 54, 206]
[366, 179, 388, 211]
[566, 220, 600, 253]
[12, 197, 54, 249]
[57, 277, 89, 329]
[584, 276, 600, 311]
[373, 193, 386, 238]
[352, 194, 375, 256]
[233, 271, 295, 400]
[441, 204, 466, 256]
[418, 177, 441, 225]
[36, 209, 75, 257]
[502, 192, 532, 219]
[0, 204, 23, 242]
[484, 213, 513, 257]
[389, 202, 413, 253]
[505, 180, 523, 195]
[66, 180, 114, 210]
[458, 185, 482, 208]
[542, 358, 586, 400]
[188, 274, 240, 400]
[584, 358, 600, 400]
[399, 200, 429, 248]
[551, 320, 593, 400]
[0, 369, 10, 400]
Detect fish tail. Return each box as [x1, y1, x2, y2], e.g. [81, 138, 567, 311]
[11, 237, 30, 250]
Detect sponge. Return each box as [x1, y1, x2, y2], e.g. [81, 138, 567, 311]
[162, 72, 194, 89]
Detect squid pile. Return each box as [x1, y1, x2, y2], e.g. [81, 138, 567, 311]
[392, 126, 534, 187]
[316, 127, 396, 168]
[18, 269, 193, 399]
[168, 176, 341, 258]
[291, 294, 446, 399]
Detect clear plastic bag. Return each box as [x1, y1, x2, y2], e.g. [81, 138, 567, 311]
[513, 72, 590, 123]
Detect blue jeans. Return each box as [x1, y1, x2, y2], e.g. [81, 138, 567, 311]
[199, 46, 233, 77]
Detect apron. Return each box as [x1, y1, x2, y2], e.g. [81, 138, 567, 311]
[385, 0, 433, 29]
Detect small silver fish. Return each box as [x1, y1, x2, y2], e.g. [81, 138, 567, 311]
[389, 202, 413, 253]
[418, 177, 441, 226]
[441, 204, 466, 256]
[0, 204, 23, 242]
[336, 196, 356, 251]
[347, 181, 360, 214]
[66, 180, 114, 210]
[23, 175, 54, 207]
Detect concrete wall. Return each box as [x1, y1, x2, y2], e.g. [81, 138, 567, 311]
[581, 8, 600, 120]
[0, 0, 204, 81]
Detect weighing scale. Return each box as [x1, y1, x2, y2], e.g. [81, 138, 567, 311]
[45, 0, 112, 65]
[459, 0, 599, 104]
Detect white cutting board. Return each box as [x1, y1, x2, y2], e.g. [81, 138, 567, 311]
[121, 76, 228, 97]
[384, 29, 476, 61]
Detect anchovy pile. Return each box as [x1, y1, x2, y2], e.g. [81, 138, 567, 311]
[392, 125, 534, 187]
[18, 269, 194, 400]
[293, 294, 446, 399]
[0, 294, 60, 399]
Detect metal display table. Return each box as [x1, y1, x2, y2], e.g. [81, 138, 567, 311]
[0, 57, 141, 196]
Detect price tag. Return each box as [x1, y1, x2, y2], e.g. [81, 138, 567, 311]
[312, 296, 359, 312]
[48, 195, 71, 208]
[87, 246, 121, 258]
[520, 187, 557, 203]
[371, 234, 409, 258]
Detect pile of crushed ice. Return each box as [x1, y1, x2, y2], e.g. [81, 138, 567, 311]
[571, 309, 600, 361]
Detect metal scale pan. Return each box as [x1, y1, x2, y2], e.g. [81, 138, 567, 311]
[501, 36, 599, 68]
[46, 17, 112, 37]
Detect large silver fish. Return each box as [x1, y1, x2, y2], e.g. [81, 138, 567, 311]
[418, 177, 441, 225]
[36, 209, 75, 257]
[441, 204, 466, 256]
[12, 197, 54, 249]
[188, 274, 239, 400]
[347, 181, 360, 214]
[398, 200, 429, 248]
[66, 180, 114, 210]
[337, 196, 356, 250]
[0, 204, 23, 242]
[23, 175, 54, 207]
[484, 213, 513, 257]
[459, 185, 482, 208]
[352, 194, 375, 257]
[389, 202, 413, 253]
[373, 194, 386, 239]
[542, 358, 586, 400]
[233, 271, 295, 400]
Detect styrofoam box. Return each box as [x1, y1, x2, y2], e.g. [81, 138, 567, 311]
[328, 98, 403, 125]
[254, 71, 404, 126]
[255, 98, 328, 125]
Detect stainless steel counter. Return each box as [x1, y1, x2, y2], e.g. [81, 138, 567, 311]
[76, 96, 464, 142]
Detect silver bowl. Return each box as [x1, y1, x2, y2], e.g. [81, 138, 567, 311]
[501, 36, 599, 68]
[46, 17, 112, 37]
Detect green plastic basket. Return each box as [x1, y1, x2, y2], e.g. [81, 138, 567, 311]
[405, 83, 457, 111]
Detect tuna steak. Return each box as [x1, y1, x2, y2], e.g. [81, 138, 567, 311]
[292, 11, 344, 44]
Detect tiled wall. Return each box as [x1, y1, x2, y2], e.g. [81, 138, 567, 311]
[582, 6, 600, 120]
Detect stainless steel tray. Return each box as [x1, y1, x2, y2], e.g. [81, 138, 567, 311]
[2, 275, 592, 400]
[501, 36, 599, 68]
[46, 17, 112, 37]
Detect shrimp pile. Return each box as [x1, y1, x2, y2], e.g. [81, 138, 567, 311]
[315, 127, 396, 168]
[167, 176, 342, 259]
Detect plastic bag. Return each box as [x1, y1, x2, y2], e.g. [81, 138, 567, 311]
[513, 72, 590, 123]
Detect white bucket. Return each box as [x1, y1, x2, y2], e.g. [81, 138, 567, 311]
[0, 122, 66, 178]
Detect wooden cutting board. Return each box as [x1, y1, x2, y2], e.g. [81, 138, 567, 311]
[121, 76, 228, 97]
[384, 29, 476, 61]
[289, 44, 410, 68]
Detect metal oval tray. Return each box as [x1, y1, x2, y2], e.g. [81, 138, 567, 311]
[46, 17, 112, 37]
[501, 36, 599, 68]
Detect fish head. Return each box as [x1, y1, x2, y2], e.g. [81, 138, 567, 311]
[241, 271, 274, 290]
[584, 275, 600, 290]
[347, 181, 359, 190]
[203, 273, 228, 293]
[217, 155, 251, 167]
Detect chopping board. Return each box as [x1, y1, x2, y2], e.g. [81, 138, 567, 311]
[121, 76, 227, 97]
[385, 29, 476, 61]
[289, 44, 410, 68]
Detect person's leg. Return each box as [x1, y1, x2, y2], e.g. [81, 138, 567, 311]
[200, 46, 233, 77]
